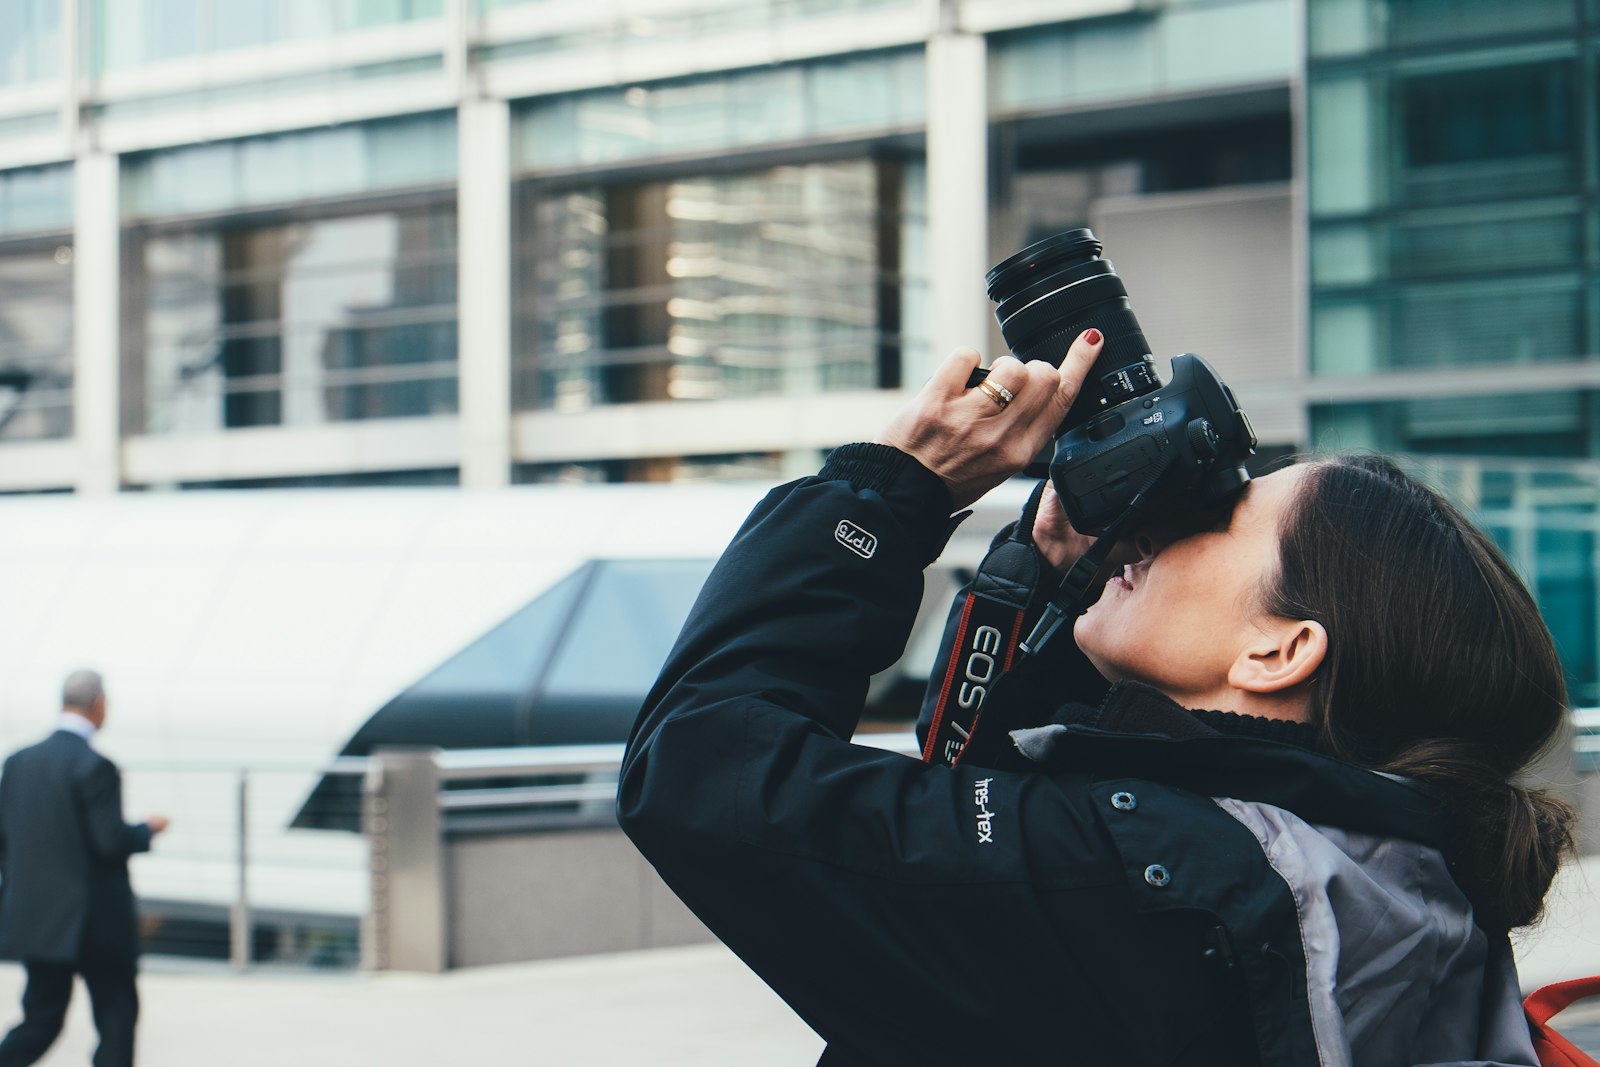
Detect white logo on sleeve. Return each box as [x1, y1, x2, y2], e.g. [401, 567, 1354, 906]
[974, 777, 996, 844]
[835, 520, 877, 558]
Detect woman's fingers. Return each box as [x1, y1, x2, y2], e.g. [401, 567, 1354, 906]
[930, 347, 983, 398]
[1051, 328, 1103, 421]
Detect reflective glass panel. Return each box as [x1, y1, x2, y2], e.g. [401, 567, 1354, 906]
[0, 240, 73, 441]
[123, 114, 457, 221]
[0, 0, 63, 86]
[513, 159, 917, 412]
[514, 51, 924, 170]
[129, 202, 458, 434]
[90, 0, 444, 72]
[1397, 60, 1579, 207]
[0, 166, 73, 239]
[1310, 392, 1592, 457]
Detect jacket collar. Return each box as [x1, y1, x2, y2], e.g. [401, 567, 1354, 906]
[1012, 681, 1451, 850]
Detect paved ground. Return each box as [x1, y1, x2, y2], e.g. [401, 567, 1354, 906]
[4, 944, 823, 1066]
[6, 854, 1599, 1065]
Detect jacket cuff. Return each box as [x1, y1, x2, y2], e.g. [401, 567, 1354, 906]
[819, 443, 954, 518]
[819, 443, 964, 564]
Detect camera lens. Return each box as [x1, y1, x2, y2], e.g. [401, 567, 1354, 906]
[986, 228, 1159, 430]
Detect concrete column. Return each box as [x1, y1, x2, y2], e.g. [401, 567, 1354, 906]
[457, 96, 513, 489]
[73, 151, 120, 494]
[924, 32, 990, 380]
[365, 749, 446, 973]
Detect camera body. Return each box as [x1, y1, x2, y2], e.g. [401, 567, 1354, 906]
[1050, 353, 1254, 535]
[986, 228, 1257, 536]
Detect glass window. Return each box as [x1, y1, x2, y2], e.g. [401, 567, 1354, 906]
[89, 0, 444, 72]
[1308, 74, 1380, 215]
[127, 201, 458, 434]
[0, 165, 73, 240]
[0, 0, 62, 86]
[123, 114, 457, 221]
[0, 240, 73, 442]
[1311, 276, 1584, 374]
[1397, 59, 1580, 207]
[513, 50, 924, 171]
[1310, 392, 1594, 457]
[514, 453, 783, 484]
[990, 2, 1292, 113]
[1389, 0, 1572, 51]
[513, 158, 919, 413]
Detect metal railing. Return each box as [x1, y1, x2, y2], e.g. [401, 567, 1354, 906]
[120, 759, 371, 971]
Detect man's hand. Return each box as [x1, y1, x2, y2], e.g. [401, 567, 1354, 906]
[878, 329, 1104, 510]
[146, 814, 169, 835]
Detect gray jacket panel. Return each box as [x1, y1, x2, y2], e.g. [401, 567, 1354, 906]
[1216, 797, 1538, 1067]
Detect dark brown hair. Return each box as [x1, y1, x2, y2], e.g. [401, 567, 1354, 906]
[1265, 454, 1575, 932]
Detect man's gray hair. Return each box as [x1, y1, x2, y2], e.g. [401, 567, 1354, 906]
[62, 669, 104, 711]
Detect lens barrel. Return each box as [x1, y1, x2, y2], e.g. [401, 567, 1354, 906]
[986, 228, 1158, 429]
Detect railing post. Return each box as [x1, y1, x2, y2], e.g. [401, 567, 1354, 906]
[229, 769, 250, 971]
[364, 748, 446, 973]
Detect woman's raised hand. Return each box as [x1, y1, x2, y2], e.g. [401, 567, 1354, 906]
[878, 328, 1104, 510]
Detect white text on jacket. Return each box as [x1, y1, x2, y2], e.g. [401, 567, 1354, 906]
[974, 777, 996, 844]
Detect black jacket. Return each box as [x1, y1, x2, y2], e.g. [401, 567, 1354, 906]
[619, 444, 1532, 1066]
[0, 730, 153, 964]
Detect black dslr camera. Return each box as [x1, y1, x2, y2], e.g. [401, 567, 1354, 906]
[984, 228, 1257, 537]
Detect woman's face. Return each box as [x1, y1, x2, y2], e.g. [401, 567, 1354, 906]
[1073, 465, 1310, 706]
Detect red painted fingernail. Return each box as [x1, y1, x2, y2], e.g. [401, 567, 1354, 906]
[1084, 328, 1102, 346]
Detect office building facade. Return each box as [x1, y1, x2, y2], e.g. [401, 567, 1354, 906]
[1, 0, 1597, 699]
[1307, 0, 1600, 702]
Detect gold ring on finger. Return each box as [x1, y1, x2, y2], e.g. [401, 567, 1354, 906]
[977, 379, 1014, 409]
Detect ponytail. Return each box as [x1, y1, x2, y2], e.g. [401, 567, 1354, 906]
[1269, 455, 1574, 932]
[1374, 740, 1575, 932]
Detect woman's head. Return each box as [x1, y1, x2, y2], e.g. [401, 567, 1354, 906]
[1267, 455, 1566, 773]
[1073, 464, 1326, 720]
[1079, 452, 1574, 930]
[1268, 455, 1574, 930]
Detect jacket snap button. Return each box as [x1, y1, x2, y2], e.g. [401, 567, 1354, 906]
[1144, 864, 1171, 888]
[1110, 791, 1137, 811]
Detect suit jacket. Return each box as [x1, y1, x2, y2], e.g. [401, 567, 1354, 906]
[0, 730, 152, 963]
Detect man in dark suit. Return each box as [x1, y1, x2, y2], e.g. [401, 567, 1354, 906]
[0, 670, 166, 1067]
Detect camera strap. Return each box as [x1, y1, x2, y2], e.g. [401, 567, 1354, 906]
[921, 483, 1052, 768]
[922, 451, 1181, 768]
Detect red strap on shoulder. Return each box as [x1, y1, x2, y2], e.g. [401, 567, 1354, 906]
[1525, 977, 1600, 1067]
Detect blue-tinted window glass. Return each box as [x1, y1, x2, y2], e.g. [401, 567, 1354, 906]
[0, 166, 73, 238]
[123, 114, 456, 220]
[90, 0, 443, 72]
[513, 159, 915, 413]
[1393, 280, 1582, 368]
[544, 560, 715, 701]
[1398, 60, 1579, 205]
[513, 51, 924, 170]
[0, 241, 73, 442]
[1535, 526, 1597, 696]
[0, 0, 62, 86]
[131, 202, 458, 434]
[1311, 393, 1591, 457]
[1387, 0, 1574, 49]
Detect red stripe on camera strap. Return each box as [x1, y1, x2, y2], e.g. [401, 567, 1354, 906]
[921, 555, 1039, 767]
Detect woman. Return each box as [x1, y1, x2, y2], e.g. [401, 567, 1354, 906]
[618, 330, 1573, 1066]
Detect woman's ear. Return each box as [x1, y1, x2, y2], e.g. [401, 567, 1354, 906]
[1227, 619, 1328, 695]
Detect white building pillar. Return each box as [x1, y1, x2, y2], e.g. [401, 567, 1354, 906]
[73, 151, 120, 495]
[457, 96, 513, 489]
[925, 31, 990, 379]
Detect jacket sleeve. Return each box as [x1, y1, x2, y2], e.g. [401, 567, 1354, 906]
[618, 444, 1125, 1064]
[78, 758, 153, 863]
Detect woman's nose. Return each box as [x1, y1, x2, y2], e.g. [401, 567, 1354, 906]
[1134, 532, 1160, 561]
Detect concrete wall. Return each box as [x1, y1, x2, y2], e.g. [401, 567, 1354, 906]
[446, 827, 712, 968]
